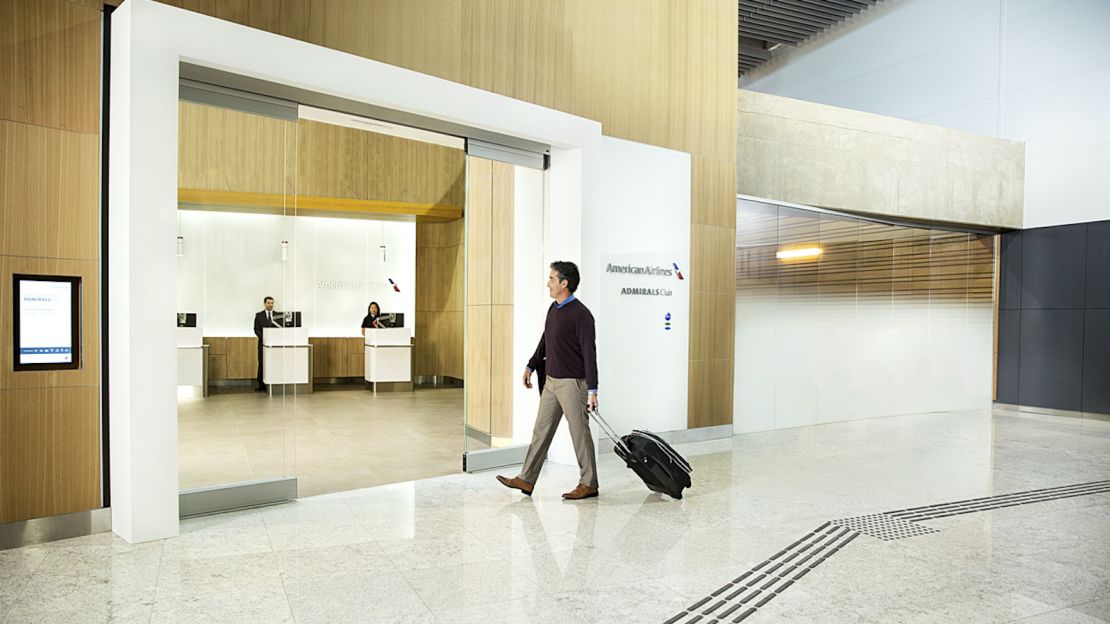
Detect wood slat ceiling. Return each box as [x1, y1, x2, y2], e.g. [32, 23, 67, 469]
[739, 0, 879, 76]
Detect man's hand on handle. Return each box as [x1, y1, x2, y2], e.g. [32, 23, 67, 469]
[522, 367, 533, 389]
[587, 393, 598, 412]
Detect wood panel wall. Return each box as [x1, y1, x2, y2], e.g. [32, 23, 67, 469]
[1, 0, 736, 525]
[308, 337, 364, 379]
[201, 337, 365, 381]
[415, 219, 464, 380]
[179, 102, 466, 221]
[464, 158, 515, 438]
[158, 0, 739, 429]
[0, 0, 103, 523]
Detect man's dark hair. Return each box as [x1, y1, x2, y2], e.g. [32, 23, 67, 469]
[550, 261, 580, 293]
[264, 296, 274, 304]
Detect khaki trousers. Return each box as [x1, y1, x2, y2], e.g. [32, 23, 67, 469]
[518, 376, 598, 488]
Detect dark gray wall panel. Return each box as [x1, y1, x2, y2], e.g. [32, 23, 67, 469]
[1082, 309, 1110, 414]
[1000, 231, 1023, 310]
[1020, 224, 1087, 310]
[1086, 221, 1110, 309]
[1017, 309, 1084, 411]
[996, 309, 1021, 404]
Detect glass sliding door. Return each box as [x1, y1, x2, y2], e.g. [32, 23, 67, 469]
[176, 95, 300, 515]
[463, 153, 547, 468]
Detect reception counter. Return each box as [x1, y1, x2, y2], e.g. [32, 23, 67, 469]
[176, 326, 208, 396]
[262, 327, 313, 393]
[199, 336, 383, 387]
[364, 328, 413, 392]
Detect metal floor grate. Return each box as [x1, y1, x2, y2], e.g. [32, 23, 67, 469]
[829, 513, 939, 541]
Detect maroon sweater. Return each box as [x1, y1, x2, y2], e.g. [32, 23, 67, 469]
[527, 297, 599, 390]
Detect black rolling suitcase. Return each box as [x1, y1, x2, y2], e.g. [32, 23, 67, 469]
[588, 408, 693, 499]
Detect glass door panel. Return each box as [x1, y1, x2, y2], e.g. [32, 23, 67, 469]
[463, 155, 547, 463]
[176, 97, 299, 513]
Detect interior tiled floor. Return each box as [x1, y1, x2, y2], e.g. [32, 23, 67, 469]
[3, 408, 1109, 623]
[178, 387, 464, 497]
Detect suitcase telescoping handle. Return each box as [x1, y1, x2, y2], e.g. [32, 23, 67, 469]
[586, 407, 631, 456]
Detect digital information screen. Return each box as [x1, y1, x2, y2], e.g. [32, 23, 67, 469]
[13, 274, 81, 371]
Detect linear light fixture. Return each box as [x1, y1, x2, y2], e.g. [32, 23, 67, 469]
[776, 246, 822, 260]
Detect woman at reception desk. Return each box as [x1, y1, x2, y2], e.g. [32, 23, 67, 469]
[362, 304, 412, 392]
[360, 301, 382, 335]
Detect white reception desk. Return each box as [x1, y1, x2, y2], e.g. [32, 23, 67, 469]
[176, 326, 208, 396]
[364, 328, 412, 392]
[263, 327, 313, 393]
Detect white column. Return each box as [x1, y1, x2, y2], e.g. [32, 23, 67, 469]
[108, 0, 181, 542]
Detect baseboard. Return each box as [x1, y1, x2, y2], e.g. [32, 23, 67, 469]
[993, 402, 1110, 423]
[0, 508, 112, 550]
[179, 477, 298, 518]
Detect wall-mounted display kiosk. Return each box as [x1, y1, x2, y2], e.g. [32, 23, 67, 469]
[12, 274, 81, 371]
[176, 312, 208, 396]
[263, 325, 313, 393]
[364, 328, 412, 392]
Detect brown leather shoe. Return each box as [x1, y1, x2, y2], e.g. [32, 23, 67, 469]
[561, 484, 599, 500]
[496, 475, 534, 496]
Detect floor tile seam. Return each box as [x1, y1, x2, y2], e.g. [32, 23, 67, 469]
[505, 555, 647, 596]
[6, 547, 53, 609]
[1001, 599, 1102, 624]
[141, 543, 165, 624]
[384, 554, 441, 624]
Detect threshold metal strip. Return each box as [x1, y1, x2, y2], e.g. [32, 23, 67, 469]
[179, 477, 297, 518]
[463, 444, 528, 473]
[666, 479, 1110, 623]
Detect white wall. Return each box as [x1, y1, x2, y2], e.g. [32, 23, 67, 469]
[511, 166, 548, 445]
[582, 136, 692, 440]
[743, 0, 1110, 229]
[176, 212, 415, 337]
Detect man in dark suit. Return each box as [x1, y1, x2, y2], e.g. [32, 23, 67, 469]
[253, 296, 279, 392]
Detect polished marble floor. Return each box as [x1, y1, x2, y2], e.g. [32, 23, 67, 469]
[2, 407, 1109, 623]
[178, 387, 464, 497]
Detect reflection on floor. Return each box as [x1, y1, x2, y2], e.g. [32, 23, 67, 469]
[3, 408, 1108, 623]
[178, 387, 463, 497]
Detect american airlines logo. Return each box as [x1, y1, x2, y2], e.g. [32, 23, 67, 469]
[605, 263, 674, 276]
[316, 280, 390, 290]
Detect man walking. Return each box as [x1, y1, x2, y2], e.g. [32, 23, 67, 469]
[497, 261, 600, 500]
[253, 296, 279, 393]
